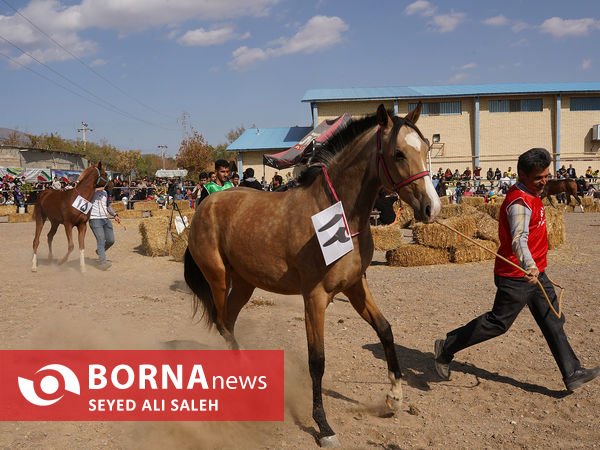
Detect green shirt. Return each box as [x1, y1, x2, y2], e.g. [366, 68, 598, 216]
[204, 181, 234, 194]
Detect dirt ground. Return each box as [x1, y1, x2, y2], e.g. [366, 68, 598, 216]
[1, 212, 600, 449]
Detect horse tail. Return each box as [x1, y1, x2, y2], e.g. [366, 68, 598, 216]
[184, 247, 217, 328]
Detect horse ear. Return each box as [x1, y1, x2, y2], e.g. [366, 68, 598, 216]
[405, 102, 422, 124]
[376, 104, 392, 128]
[97, 161, 102, 170]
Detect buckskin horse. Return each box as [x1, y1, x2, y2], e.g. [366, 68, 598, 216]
[32, 162, 108, 272]
[541, 178, 584, 211]
[184, 104, 441, 446]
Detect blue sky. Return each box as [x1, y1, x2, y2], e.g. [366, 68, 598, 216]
[1, 0, 599, 157]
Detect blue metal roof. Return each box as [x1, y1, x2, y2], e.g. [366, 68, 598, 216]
[302, 82, 600, 102]
[227, 126, 312, 152]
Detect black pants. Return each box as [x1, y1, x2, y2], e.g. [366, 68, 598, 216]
[441, 272, 580, 379]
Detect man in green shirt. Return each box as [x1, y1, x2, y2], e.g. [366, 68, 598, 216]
[197, 160, 234, 205]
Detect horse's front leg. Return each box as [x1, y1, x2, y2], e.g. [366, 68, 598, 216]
[77, 222, 87, 272]
[343, 276, 403, 411]
[47, 221, 59, 262]
[303, 289, 339, 447]
[58, 223, 74, 265]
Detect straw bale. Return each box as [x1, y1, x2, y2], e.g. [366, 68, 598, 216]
[460, 196, 485, 206]
[439, 196, 450, 205]
[439, 203, 478, 219]
[174, 200, 192, 211]
[581, 197, 595, 209]
[8, 212, 33, 223]
[476, 202, 503, 220]
[118, 210, 143, 219]
[0, 205, 16, 215]
[371, 224, 405, 251]
[170, 228, 190, 262]
[111, 201, 125, 212]
[133, 201, 159, 211]
[474, 212, 499, 244]
[450, 239, 498, 264]
[151, 209, 172, 218]
[412, 215, 477, 249]
[395, 204, 415, 228]
[545, 207, 565, 250]
[386, 244, 449, 267]
[584, 201, 600, 212]
[139, 217, 171, 256]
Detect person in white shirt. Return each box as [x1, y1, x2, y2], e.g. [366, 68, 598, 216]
[89, 186, 121, 270]
[52, 177, 62, 190]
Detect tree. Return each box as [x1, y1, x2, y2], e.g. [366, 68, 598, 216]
[176, 130, 212, 178]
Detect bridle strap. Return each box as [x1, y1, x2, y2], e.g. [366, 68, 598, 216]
[376, 126, 429, 191]
[95, 167, 108, 186]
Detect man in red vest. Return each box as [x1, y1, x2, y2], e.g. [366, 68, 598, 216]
[434, 148, 599, 391]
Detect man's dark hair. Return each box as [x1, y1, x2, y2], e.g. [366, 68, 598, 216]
[244, 168, 254, 178]
[273, 175, 283, 184]
[199, 172, 208, 180]
[517, 148, 551, 175]
[214, 159, 229, 170]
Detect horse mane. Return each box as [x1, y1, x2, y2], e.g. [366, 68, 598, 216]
[298, 111, 421, 187]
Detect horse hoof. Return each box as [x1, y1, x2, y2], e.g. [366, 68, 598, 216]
[31, 267, 37, 273]
[319, 435, 340, 447]
[386, 393, 402, 411]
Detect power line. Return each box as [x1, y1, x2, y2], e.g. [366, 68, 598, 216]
[1, 0, 173, 121]
[0, 33, 176, 131]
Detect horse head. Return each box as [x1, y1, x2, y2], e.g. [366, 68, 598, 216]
[375, 103, 441, 222]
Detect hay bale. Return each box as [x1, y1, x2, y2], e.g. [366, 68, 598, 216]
[439, 196, 450, 205]
[174, 200, 192, 211]
[118, 210, 143, 219]
[413, 216, 477, 249]
[439, 203, 478, 219]
[450, 239, 498, 263]
[151, 209, 172, 218]
[170, 228, 189, 262]
[460, 196, 485, 206]
[545, 207, 566, 250]
[8, 212, 33, 223]
[133, 200, 159, 211]
[474, 212, 499, 244]
[476, 202, 503, 220]
[139, 217, 171, 256]
[386, 244, 449, 267]
[395, 204, 415, 228]
[111, 201, 125, 212]
[0, 205, 17, 215]
[581, 197, 595, 209]
[371, 224, 405, 251]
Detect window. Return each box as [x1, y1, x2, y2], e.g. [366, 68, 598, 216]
[489, 98, 542, 113]
[570, 97, 600, 111]
[408, 101, 461, 116]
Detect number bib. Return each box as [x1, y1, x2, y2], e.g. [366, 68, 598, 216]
[311, 201, 354, 266]
[72, 195, 92, 214]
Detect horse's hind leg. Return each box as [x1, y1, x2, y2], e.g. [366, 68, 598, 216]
[343, 276, 403, 412]
[32, 211, 46, 272]
[303, 288, 339, 447]
[574, 194, 584, 212]
[58, 223, 74, 265]
[223, 273, 255, 348]
[47, 221, 59, 262]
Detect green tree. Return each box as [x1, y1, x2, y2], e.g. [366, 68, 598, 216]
[176, 129, 213, 179]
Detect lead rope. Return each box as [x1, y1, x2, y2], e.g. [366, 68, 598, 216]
[435, 219, 563, 319]
[322, 166, 367, 238]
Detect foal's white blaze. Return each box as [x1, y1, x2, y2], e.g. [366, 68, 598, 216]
[405, 131, 422, 152]
[424, 175, 442, 219]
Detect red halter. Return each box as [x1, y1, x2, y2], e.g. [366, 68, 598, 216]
[376, 126, 429, 191]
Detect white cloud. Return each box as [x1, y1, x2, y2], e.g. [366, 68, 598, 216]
[178, 25, 237, 46]
[0, 0, 278, 65]
[460, 62, 477, 70]
[540, 17, 598, 37]
[582, 58, 592, 70]
[448, 73, 469, 83]
[90, 58, 107, 67]
[405, 1, 436, 17]
[511, 21, 530, 33]
[229, 15, 348, 70]
[510, 38, 528, 47]
[430, 12, 465, 33]
[482, 14, 509, 26]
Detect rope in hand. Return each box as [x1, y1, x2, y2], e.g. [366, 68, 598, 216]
[435, 219, 563, 319]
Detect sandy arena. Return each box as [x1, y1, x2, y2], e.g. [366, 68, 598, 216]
[1, 212, 600, 449]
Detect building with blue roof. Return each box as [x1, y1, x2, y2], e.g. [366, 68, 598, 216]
[302, 82, 600, 176]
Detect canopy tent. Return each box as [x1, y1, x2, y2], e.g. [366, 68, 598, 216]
[155, 169, 188, 178]
[263, 114, 352, 170]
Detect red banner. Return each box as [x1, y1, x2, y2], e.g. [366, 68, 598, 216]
[0, 350, 284, 421]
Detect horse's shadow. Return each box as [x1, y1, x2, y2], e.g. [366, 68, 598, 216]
[363, 342, 570, 399]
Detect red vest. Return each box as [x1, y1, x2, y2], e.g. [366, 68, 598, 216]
[494, 185, 548, 277]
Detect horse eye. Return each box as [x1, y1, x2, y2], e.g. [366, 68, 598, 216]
[395, 150, 406, 161]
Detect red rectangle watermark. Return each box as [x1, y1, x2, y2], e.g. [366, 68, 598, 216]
[0, 350, 283, 421]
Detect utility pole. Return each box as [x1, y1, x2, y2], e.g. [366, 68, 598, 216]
[157, 145, 168, 170]
[77, 122, 93, 149]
